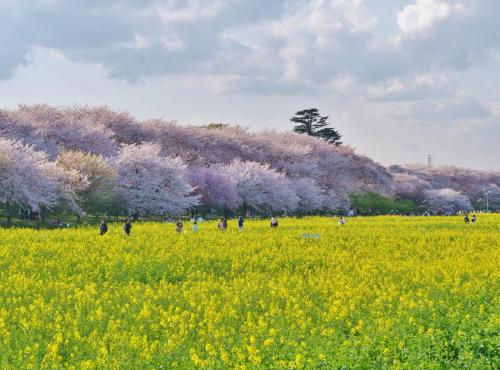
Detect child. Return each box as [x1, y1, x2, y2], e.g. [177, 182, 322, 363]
[270, 216, 278, 228]
[238, 216, 244, 231]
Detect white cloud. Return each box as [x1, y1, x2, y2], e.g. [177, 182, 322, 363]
[160, 35, 184, 51]
[184, 74, 241, 94]
[487, 102, 500, 117]
[278, 43, 305, 82]
[328, 74, 355, 94]
[1, 0, 498, 91]
[394, 93, 492, 122]
[154, 0, 224, 23]
[125, 34, 153, 50]
[397, 0, 467, 39]
[338, 0, 378, 33]
[367, 73, 453, 101]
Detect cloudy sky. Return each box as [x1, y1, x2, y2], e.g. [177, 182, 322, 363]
[1, 0, 499, 170]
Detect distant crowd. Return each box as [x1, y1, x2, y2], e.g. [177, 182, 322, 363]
[92, 212, 482, 236]
[98, 215, 285, 236]
[12, 209, 485, 235]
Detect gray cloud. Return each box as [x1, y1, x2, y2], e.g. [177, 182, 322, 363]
[1, 1, 499, 86]
[393, 95, 493, 123]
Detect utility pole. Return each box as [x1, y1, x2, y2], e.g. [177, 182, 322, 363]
[427, 154, 432, 168]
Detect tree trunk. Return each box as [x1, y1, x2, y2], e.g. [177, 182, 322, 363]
[40, 208, 46, 224]
[6, 201, 12, 225]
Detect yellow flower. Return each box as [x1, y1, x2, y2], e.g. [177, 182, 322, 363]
[263, 338, 274, 346]
[0, 215, 497, 368]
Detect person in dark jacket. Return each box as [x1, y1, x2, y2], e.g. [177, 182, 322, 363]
[238, 216, 244, 230]
[123, 218, 132, 236]
[99, 220, 108, 235]
[176, 220, 183, 233]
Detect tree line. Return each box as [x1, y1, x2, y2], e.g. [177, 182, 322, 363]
[0, 105, 498, 224]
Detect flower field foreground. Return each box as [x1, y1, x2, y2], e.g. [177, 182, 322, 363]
[0, 216, 498, 369]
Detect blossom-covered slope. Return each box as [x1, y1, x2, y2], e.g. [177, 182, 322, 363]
[1, 105, 498, 214]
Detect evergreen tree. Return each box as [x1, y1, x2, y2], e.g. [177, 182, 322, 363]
[291, 108, 342, 145]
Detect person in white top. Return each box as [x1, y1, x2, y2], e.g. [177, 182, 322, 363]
[270, 217, 278, 228]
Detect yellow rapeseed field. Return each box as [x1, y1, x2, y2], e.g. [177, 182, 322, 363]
[0, 216, 498, 369]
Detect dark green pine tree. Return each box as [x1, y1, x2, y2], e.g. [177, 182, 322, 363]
[291, 108, 342, 145]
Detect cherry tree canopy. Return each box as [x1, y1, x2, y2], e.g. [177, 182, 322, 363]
[0, 105, 498, 215]
[0, 138, 59, 212]
[221, 159, 299, 214]
[423, 188, 472, 213]
[57, 150, 117, 214]
[114, 143, 199, 216]
[289, 177, 326, 213]
[187, 167, 240, 211]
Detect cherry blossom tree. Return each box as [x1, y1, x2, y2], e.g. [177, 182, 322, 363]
[187, 167, 240, 211]
[2, 105, 498, 217]
[57, 150, 117, 215]
[289, 177, 326, 213]
[392, 172, 427, 197]
[114, 143, 199, 216]
[389, 165, 500, 211]
[0, 138, 59, 223]
[221, 159, 299, 214]
[423, 188, 472, 213]
[45, 164, 90, 217]
[2, 104, 117, 158]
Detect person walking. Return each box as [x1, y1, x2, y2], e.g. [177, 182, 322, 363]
[270, 216, 278, 228]
[238, 216, 244, 231]
[99, 219, 108, 235]
[123, 218, 132, 236]
[192, 219, 198, 232]
[471, 214, 476, 223]
[463, 213, 470, 224]
[176, 220, 183, 233]
[218, 218, 228, 230]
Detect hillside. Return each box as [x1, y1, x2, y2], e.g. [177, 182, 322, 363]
[0, 105, 498, 216]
